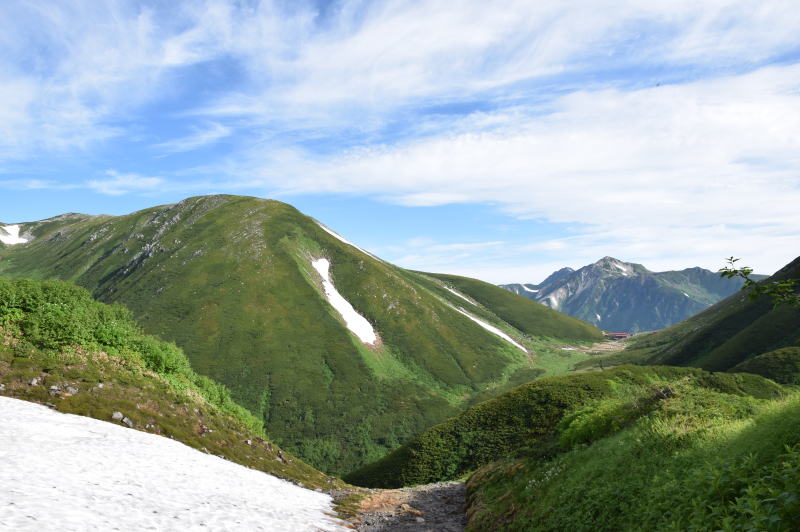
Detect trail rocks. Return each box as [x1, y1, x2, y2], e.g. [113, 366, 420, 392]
[355, 481, 466, 532]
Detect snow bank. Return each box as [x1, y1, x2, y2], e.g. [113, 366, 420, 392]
[612, 262, 631, 276]
[450, 306, 527, 353]
[315, 221, 378, 260]
[0, 396, 347, 532]
[312, 258, 378, 345]
[0, 224, 28, 245]
[444, 285, 474, 305]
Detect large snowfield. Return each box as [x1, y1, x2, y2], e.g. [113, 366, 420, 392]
[0, 396, 347, 531]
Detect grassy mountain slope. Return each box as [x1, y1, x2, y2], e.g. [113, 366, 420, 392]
[575, 255, 800, 374]
[0, 194, 602, 474]
[344, 365, 782, 488]
[466, 382, 799, 531]
[424, 272, 602, 341]
[0, 278, 338, 491]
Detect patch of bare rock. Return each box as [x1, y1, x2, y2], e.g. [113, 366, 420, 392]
[354, 481, 466, 532]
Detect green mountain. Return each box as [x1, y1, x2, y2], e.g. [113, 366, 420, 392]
[0, 278, 339, 492]
[0, 194, 601, 474]
[344, 365, 782, 488]
[465, 373, 799, 531]
[502, 256, 756, 333]
[346, 362, 799, 530]
[576, 255, 800, 376]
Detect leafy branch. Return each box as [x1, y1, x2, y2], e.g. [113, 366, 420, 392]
[719, 257, 800, 308]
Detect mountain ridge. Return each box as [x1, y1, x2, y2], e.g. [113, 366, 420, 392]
[502, 256, 755, 333]
[0, 194, 601, 474]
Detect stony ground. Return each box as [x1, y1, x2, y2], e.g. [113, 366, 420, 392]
[353, 481, 466, 531]
[563, 338, 629, 355]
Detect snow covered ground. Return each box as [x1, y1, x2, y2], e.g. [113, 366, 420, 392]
[0, 224, 28, 245]
[312, 258, 378, 345]
[0, 396, 347, 531]
[450, 306, 527, 353]
[444, 285, 474, 305]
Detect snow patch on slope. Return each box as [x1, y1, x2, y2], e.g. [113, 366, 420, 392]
[450, 305, 527, 353]
[612, 262, 631, 276]
[444, 285, 474, 305]
[312, 258, 378, 345]
[522, 285, 539, 293]
[315, 221, 378, 260]
[0, 224, 28, 245]
[595, 313, 602, 322]
[0, 396, 347, 532]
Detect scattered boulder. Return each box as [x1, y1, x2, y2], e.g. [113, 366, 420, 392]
[29, 377, 41, 386]
[122, 417, 133, 428]
[111, 411, 124, 421]
[66, 386, 79, 395]
[0, 383, 5, 391]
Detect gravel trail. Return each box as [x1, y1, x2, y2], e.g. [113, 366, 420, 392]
[354, 481, 466, 531]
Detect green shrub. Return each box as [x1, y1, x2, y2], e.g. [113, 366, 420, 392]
[558, 393, 657, 450]
[133, 336, 190, 375]
[732, 347, 800, 385]
[0, 277, 261, 434]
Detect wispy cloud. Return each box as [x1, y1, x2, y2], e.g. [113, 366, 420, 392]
[154, 123, 232, 154]
[86, 171, 164, 196]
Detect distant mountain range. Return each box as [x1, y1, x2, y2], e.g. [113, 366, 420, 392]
[501, 256, 763, 333]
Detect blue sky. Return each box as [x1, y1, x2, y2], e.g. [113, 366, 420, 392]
[1, 1, 799, 283]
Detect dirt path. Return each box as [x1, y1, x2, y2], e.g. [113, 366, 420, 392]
[560, 338, 628, 356]
[352, 481, 466, 531]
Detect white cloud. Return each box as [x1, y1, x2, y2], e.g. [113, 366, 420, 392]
[193, 0, 800, 129]
[231, 63, 800, 280]
[0, 1, 233, 159]
[86, 171, 164, 196]
[154, 123, 232, 153]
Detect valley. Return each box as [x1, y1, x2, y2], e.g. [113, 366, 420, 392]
[2, 4, 798, 530]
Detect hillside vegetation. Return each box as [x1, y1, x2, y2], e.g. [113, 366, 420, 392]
[0, 278, 339, 492]
[466, 380, 799, 531]
[344, 365, 782, 488]
[0, 195, 603, 474]
[424, 272, 602, 341]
